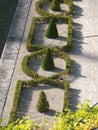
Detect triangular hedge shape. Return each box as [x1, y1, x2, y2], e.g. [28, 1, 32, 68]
[36, 91, 49, 112]
[41, 48, 55, 70]
[45, 17, 58, 38]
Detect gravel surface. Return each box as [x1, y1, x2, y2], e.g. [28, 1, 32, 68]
[69, 0, 98, 110]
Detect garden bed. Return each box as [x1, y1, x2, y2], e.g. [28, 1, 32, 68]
[16, 84, 64, 126]
[41, 2, 69, 15]
[33, 21, 68, 48]
[28, 56, 66, 77]
[22, 49, 71, 79]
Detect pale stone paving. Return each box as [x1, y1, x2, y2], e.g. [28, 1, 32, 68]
[0, 0, 32, 120]
[69, 0, 98, 110]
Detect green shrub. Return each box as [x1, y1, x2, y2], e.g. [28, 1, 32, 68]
[64, 17, 73, 52]
[1, 102, 98, 130]
[63, 81, 70, 110]
[50, 0, 60, 11]
[35, 0, 69, 19]
[36, 91, 49, 112]
[68, 24, 73, 35]
[51, 101, 98, 130]
[41, 48, 55, 70]
[66, 34, 72, 51]
[9, 80, 24, 122]
[45, 17, 58, 38]
[22, 55, 39, 79]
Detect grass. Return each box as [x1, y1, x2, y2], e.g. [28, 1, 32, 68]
[0, 0, 19, 57]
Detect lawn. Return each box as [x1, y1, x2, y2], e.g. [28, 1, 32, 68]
[0, 0, 19, 57]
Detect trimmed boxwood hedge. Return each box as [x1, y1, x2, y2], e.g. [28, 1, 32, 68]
[63, 81, 70, 110]
[26, 17, 45, 52]
[50, 0, 60, 11]
[63, 17, 73, 51]
[9, 80, 24, 123]
[22, 50, 44, 79]
[36, 91, 49, 112]
[41, 47, 55, 70]
[45, 17, 59, 38]
[22, 48, 71, 79]
[35, 0, 73, 18]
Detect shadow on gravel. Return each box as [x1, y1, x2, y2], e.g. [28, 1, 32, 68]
[73, 4, 83, 19]
[16, 85, 64, 119]
[69, 60, 87, 83]
[44, 109, 56, 117]
[56, 36, 67, 41]
[69, 88, 81, 111]
[68, 22, 84, 82]
[71, 22, 83, 55]
[16, 88, 33, 119]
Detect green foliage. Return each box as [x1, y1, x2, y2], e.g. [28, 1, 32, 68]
[51, 101, 98, 130]
[0, 117, 44, 130]
[45, 17, 58, 38]
[36, 91, 49, 112]
[22, 54, 40, 79]
[22, 48, 70, 79]
[50, 0, 60, 11]
[22, 78, 64, 89]
[9, 80, 23, 123]
[35, 0, 69, 19]
[64, 17, 73, 52]
[1, 102, 98, 130]
[63, 81, 70, 110]
[41, 48, 55, 70]
[35, 0, 53, 18]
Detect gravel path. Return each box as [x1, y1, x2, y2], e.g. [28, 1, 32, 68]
[69, 0, 98, 110]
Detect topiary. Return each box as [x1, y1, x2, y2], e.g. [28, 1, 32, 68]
[45, 17, 58, 38]
[50, 0, 60, 11]
[36, 91, 49, 112]
[41, 48, 55, 70]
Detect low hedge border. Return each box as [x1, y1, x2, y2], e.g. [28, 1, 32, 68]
[63, 17, 73, 52]
[9, 78, 70, 122]
[9, 80, 24, 123]
[26, 16, 73, 52]
[35, 0, 73, 18]
[22, 48, 71, 80]
[63, 81, 70, 110]
[26, 17, 46, 52]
